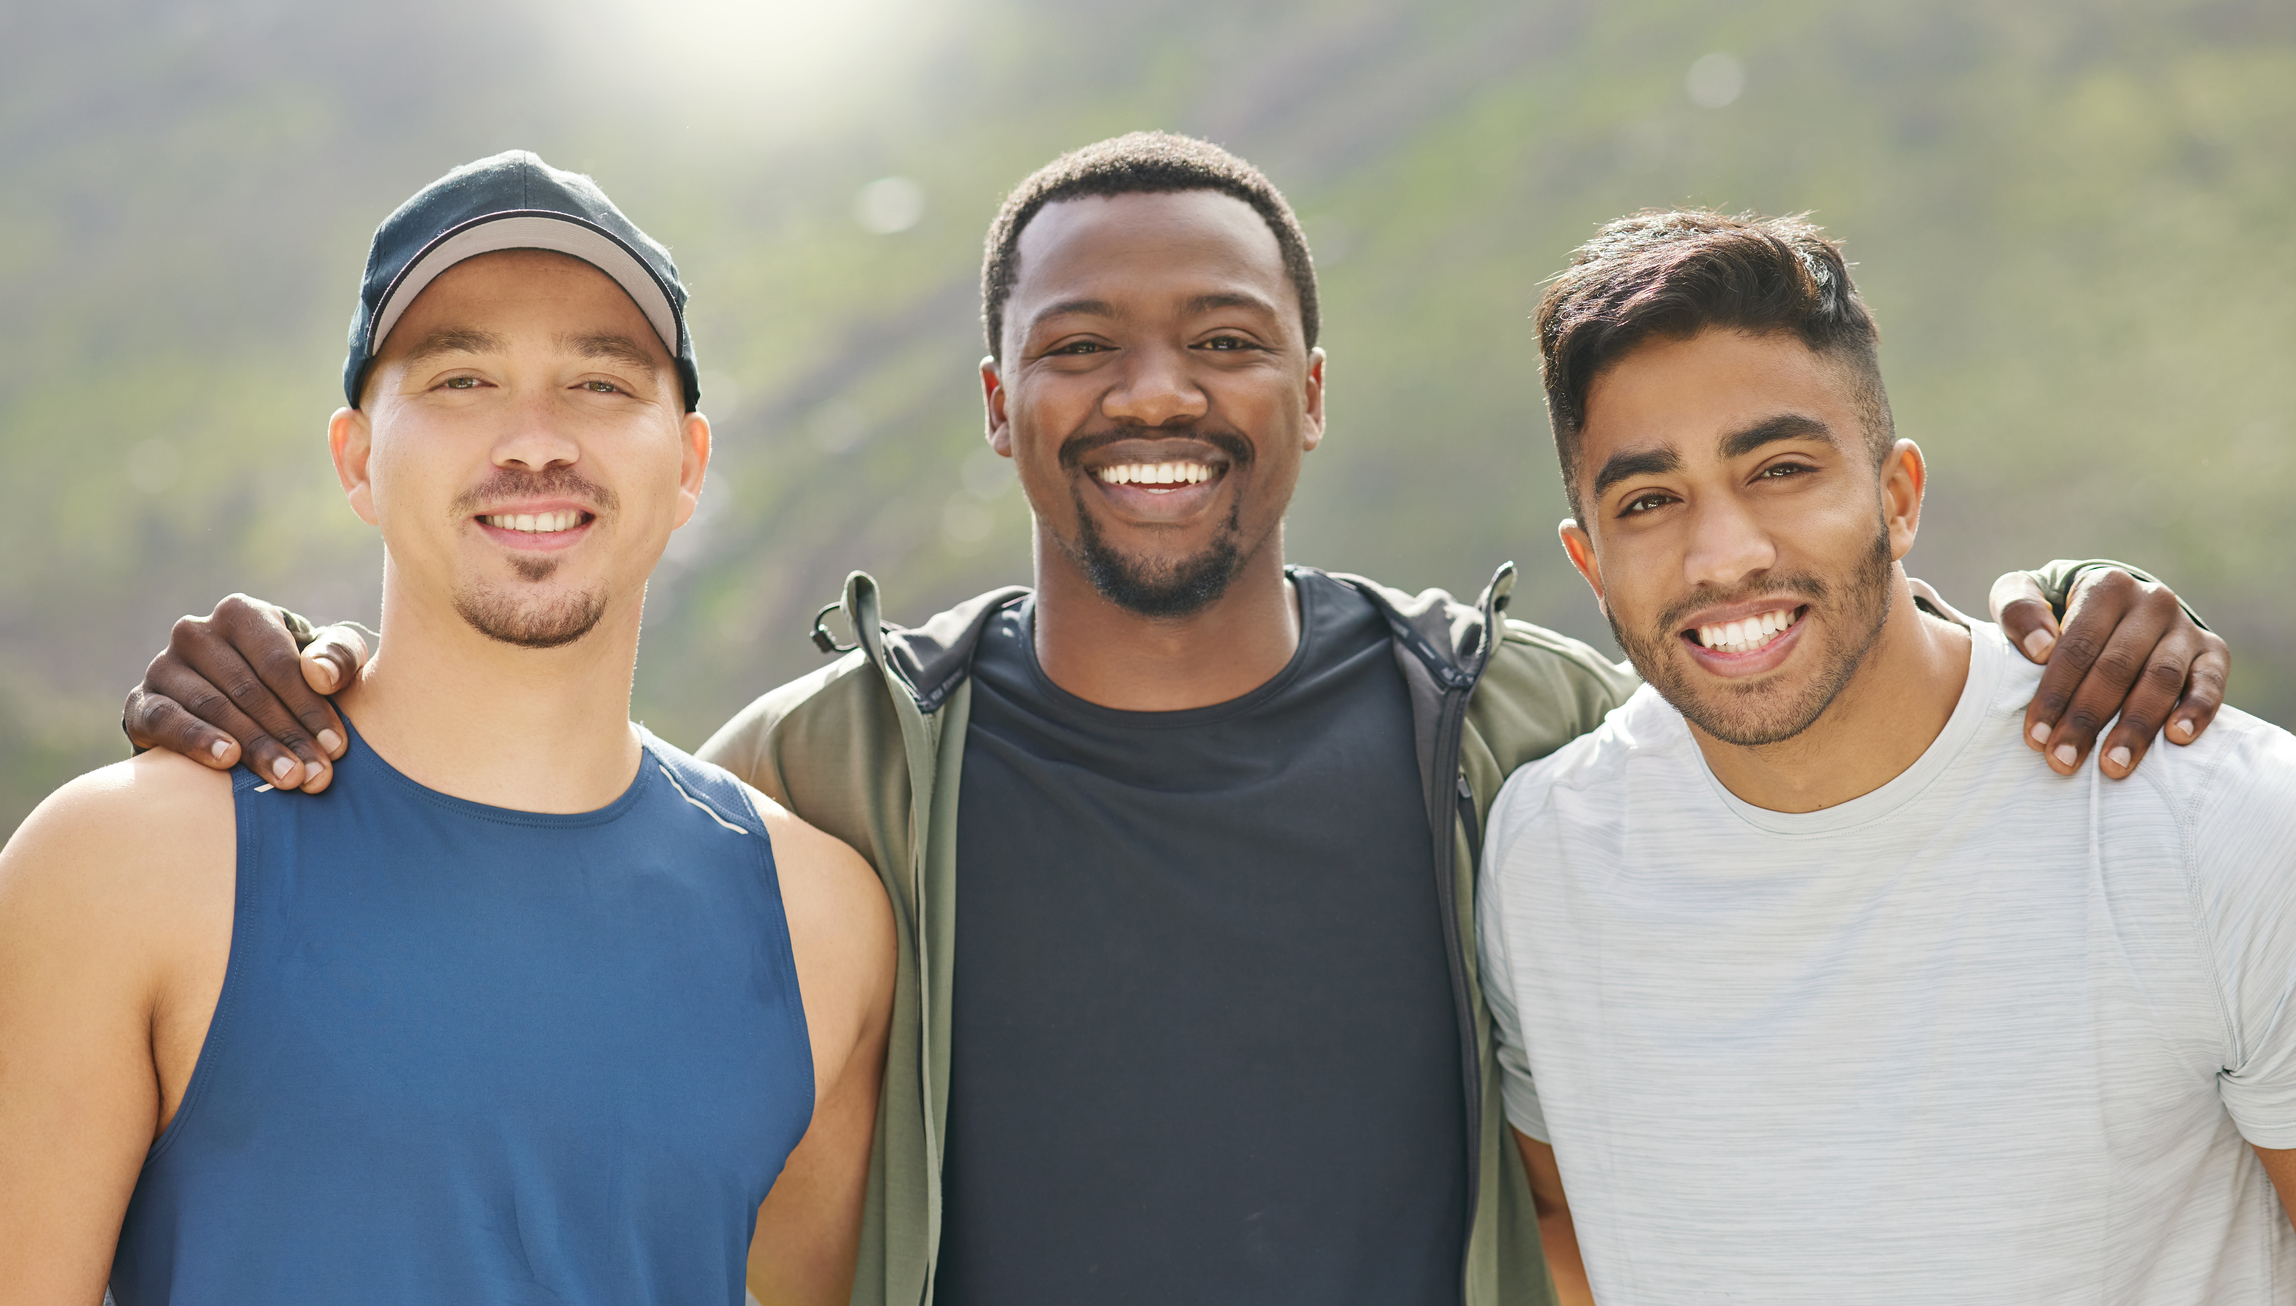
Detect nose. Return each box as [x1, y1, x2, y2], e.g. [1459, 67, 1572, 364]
[1681, 491, 1778, 594]
[490, 386, 581, 472]
[1101, 341, 1208, 428]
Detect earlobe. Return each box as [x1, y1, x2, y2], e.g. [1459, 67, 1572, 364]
[1882, 438, 1925, 560]
[981, 358, 1012, 456]
[329, 407, 378, 526]
[1559, 519, 1605, 609]
[673, 411, 713, 530]
[1301, 348, 1328, 452]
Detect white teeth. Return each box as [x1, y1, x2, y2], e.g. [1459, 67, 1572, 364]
[1095, 461, 1215, 487]
[481, 510, 584, 533]
[1696, 608, 1799, 654]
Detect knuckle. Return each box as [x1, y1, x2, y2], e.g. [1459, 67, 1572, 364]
[2142, 657, 2188, 693]
[2093, 647, 2145, 685]
[180, 684, 230, 721]
[2062, 703, 2109, 736]
[2053, 631, 2105, 667]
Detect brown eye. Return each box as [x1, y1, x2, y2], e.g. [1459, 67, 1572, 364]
[444, 376, 478, 389]
[584, 380, 621, 394]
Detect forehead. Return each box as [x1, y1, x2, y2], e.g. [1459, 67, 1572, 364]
[380, 249, 662, 355]
[1009, 190, 1296, 321]
[1579, 329, 1854, 460]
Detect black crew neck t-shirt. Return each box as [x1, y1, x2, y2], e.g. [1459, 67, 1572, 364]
[936, 569, 1468, 1306]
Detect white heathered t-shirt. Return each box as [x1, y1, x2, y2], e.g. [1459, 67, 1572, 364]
[1478, 620, 2296, 1303]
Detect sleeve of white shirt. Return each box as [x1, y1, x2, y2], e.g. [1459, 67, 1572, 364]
[2185, 714, 2296, 1148]
[1478, 772, 1548, 1143]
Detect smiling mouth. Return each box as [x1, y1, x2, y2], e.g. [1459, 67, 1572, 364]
[1686, 604, 1807, 655]
[1094, 459, 1223, 490]
[478, 510, 593, 535]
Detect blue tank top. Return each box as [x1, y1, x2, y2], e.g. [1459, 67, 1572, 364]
[111, 723, 815, 1305]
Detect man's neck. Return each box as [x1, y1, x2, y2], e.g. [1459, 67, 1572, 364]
[333, 569, 644, 814]
[1031, 530, 1299, 712]
[1691, 573, 1974, 814]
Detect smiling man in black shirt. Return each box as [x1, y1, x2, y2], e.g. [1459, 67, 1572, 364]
[122, 133, 2230, 1306]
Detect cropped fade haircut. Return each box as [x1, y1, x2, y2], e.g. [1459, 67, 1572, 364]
[1535, 209, 1892, 519]
[981, 131, 1319, 362]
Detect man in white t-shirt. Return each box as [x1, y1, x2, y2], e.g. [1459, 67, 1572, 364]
[1478, 209, 2296, 1304]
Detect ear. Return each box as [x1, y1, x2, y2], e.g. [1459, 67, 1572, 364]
[330, 406, 377, 526]
[1879, 438, 1926, 562]
[981, 356, 1012, 457]
[672, 410, 713, 530]
[1300, 347, 1327, 452]
[1559, 517, 1607, 617]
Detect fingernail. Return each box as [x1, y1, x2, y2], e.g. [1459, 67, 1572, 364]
[2107, 745, 2131, 771]
[2172, 719, 2196, 741]
[211, 739, 230, 760]
[271, 756, 297, 782]
[312, 662, 338, 690]
[2023, 630, 2055, 659]
[2030, 722, 2051, 745]
[318, 729, 343, 754]
[2053, 744, 2078, 767]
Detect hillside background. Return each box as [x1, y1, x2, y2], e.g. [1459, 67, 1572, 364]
[3, 0, 2291, 833]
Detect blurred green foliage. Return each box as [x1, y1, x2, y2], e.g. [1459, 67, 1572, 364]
[3, 0, 2291, 835]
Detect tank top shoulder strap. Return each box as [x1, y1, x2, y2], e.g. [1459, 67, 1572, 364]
[641, 731, 768, 839]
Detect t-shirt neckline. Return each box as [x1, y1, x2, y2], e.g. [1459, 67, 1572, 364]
[1698, 619, 2005, 835]
[1007, 568, 1329, 730]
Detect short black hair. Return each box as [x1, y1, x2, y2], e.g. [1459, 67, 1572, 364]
[1535, 209, 1891, 519]
[981, 131, 1319, 362]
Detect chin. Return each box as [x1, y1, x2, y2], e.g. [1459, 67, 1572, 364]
[452, 582, 610, 649]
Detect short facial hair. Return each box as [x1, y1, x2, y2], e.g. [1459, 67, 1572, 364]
[1055, 427, 1256, 620]
[447, 465, 617, 649]
[1612, 522, 1895, 747]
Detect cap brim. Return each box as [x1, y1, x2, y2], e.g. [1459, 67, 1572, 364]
[368, 213, 682, 361]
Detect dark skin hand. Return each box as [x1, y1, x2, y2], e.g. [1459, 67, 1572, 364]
[124, 562, 2226, 793]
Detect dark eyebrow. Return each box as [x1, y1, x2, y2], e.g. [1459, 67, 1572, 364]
[561, 332, 661, 372]
[1184, 291, 1279, 317]
[399, 327, 507, 365]
[1592, 446, 1684, 502]
[1718, 413, 1837, 461]
[1029, 298, 1118, 330]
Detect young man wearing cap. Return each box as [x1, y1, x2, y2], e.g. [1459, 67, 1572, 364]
[117, 137, 2228, 1305]
[0, 152, 892, 1305]
[1476, 210, 2296, 1303]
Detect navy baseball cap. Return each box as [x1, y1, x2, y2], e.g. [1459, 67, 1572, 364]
[344, 150, 699, 410]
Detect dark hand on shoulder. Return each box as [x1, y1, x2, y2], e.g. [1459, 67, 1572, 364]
[1987, 564, 2228, 779]
[122, 595, 372, 794]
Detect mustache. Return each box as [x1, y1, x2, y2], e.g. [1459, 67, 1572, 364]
[1056, 426, 1255, 473]
[1655, 573, 1832, 635]
[450, 466, 619, 517]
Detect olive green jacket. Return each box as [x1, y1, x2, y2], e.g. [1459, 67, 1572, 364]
[700, 562, 1635, 1306]
[696, 559, 2121, 1306]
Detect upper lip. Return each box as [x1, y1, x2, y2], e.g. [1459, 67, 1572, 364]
[1067, 436, 1238, 476]
[1676, 595, 1808, 633]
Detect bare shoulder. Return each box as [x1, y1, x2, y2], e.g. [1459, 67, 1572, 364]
[0, 751, 235, 1057]
[742, 784, 894, 1028]
[1, 750, 234, 920]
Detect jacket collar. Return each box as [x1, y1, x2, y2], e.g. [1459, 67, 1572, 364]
[842, 561, 1518, 715]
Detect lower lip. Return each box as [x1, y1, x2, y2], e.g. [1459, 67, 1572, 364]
[1089, 474, 1225, 518]
[1681, 609, 1808, 678]
[475, 517, 595, 551]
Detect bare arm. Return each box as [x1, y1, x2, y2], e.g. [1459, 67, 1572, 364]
[2255, 1147, 2296, 1230]
[0, 755, 234, 1304]
[1513, 1127, 1594, 1306]
[744, 797, 896, 1306]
